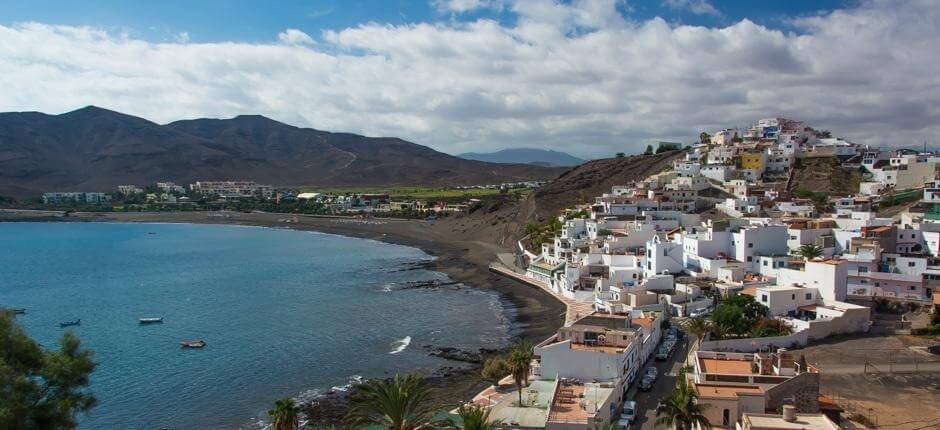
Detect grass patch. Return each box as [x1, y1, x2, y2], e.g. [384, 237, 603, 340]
[299, 186, 532, 199]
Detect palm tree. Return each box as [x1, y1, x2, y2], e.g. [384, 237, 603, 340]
[447, 403, 502, 430]
[683, 316, 712, 345]
[508, 339, 535, 406]
[655, 376, 710, 430]
[798, 244, 823, 260]
[268, 397, 301, 430]
[699, 132, 710, 145]
[347, 374, 438, 429]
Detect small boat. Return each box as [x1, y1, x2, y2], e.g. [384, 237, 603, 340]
[147, 232, 157, 235]
[180, 340, 206, 349]
[60, 319, 81, 328]
[139, 317, 164, 324]
[11, 308, 26, 314]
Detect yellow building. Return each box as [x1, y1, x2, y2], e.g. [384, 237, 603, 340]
[739, 151, 765, 170]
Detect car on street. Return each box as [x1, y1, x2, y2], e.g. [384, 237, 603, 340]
[656, 345, 669, 361]
[645, 366, 658, 381]
[639, 375, 654, 391]
[620, 400, 637, 424]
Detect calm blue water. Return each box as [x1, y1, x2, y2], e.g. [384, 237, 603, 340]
[0, 222, 510, 429]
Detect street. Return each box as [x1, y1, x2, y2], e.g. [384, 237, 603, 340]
[627, 330, 691, 429]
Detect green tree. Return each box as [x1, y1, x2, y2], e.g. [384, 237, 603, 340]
[508, 339, 534, 406]
[615, 152, 625, 158]
[347, 374, 438, 429]
[749, 318, 793, 338]
[725, 294, 768, 322]
[0, 310, 97, 430]
[731, 132, 742, 143]
[447, 403, 502, 430]
[712, 304, 747, 336]
[699, 132, 711, 144]
[798, 244, 824, 260]
[481, 357, 510, 387]
[644, 145, 654, 155]
[267, 397, 301, 430]
[683, 316, 712, 344]
[655, 367, 710, 430]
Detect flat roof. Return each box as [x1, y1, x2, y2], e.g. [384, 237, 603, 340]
[694, 383, 764, 399]
[759, 285, 806, 292]
[699, 358, 755, 375]
[488, 379, 555, 428]
[548, 382, 589, 424]
[741, 413, 839, 429]
[569, 342, 628, 354]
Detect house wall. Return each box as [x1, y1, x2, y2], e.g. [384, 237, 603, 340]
[764, 372, 820, 413]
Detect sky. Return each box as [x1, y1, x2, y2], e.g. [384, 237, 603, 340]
[0, 0, 937, 158]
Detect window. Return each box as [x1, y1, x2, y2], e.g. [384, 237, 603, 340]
[909, 262, 916, 267]
[790, 235, 797, 240]
[723, 409, 731, 426]
[911, 286, 917, 290]
[858, 267, 869, 273]
[747, 256, 753, 262]
[748, 243, 754, 248]
[763, 261, 768, 266]
[761, 294, 768, 302]
[792, 294, 796, 300]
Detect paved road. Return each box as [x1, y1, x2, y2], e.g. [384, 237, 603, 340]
[628, 334, 691, 430]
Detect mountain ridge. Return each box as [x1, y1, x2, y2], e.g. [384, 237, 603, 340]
[0, 106, 565, 197]
[458, 148, 585, 166]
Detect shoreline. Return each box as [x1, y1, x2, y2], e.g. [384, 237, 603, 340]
[1, 209, 566, 422]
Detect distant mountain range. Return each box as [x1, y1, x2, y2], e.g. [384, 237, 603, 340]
[0, 106, 565, 197]
[458, 148, 585, 167]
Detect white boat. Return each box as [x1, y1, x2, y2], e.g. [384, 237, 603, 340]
[180, 340, 206, 348]
[139, 317, 164, 324]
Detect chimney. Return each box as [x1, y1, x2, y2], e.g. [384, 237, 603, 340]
[782, 405, 797, 423]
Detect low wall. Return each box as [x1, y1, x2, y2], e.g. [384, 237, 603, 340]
[701, 311, 870, 352]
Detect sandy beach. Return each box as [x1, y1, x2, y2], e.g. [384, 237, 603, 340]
[1, 209, 566, 419]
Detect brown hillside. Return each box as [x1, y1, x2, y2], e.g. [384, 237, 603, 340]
[432, 150, 685, 247]
[787, 156, 863, 196]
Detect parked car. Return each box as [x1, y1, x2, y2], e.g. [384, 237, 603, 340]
[645, 366, 658, 381]
[639, 375, 654, 391]
[690, 307, 713, 318]
[655, 345, 670, 361]
[621, 400, 637, 424]
[617, 418, 632, 430]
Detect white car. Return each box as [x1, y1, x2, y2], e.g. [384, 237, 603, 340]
[621, 400, 637, 424]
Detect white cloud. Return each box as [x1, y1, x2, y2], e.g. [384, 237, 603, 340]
[432, 0, 502, 13]
[276, 28, 315, 45]
[0, 1, 938, 158]
[663, 0, 721, 17]
[174, 31, 190, 43]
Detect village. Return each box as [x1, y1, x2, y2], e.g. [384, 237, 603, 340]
[481, 117, 940, 429]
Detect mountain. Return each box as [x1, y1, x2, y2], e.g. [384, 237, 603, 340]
[458, 148, 584, 166]
[0, 106, 565, 197]
[430, 150, 685, 247]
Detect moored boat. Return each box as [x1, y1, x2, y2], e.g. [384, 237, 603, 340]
[11, 308, 26, 314]
[139, 317, 164, 324]
[60, 319, 81, 327]
[180, 340, 206, 348]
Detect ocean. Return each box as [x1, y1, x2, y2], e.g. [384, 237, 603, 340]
[0, 222, 510, 429]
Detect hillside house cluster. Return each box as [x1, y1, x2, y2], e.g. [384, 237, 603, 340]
[478, 117, 940, 429]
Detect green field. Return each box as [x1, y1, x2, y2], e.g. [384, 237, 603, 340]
[299, 186, 532, 199]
